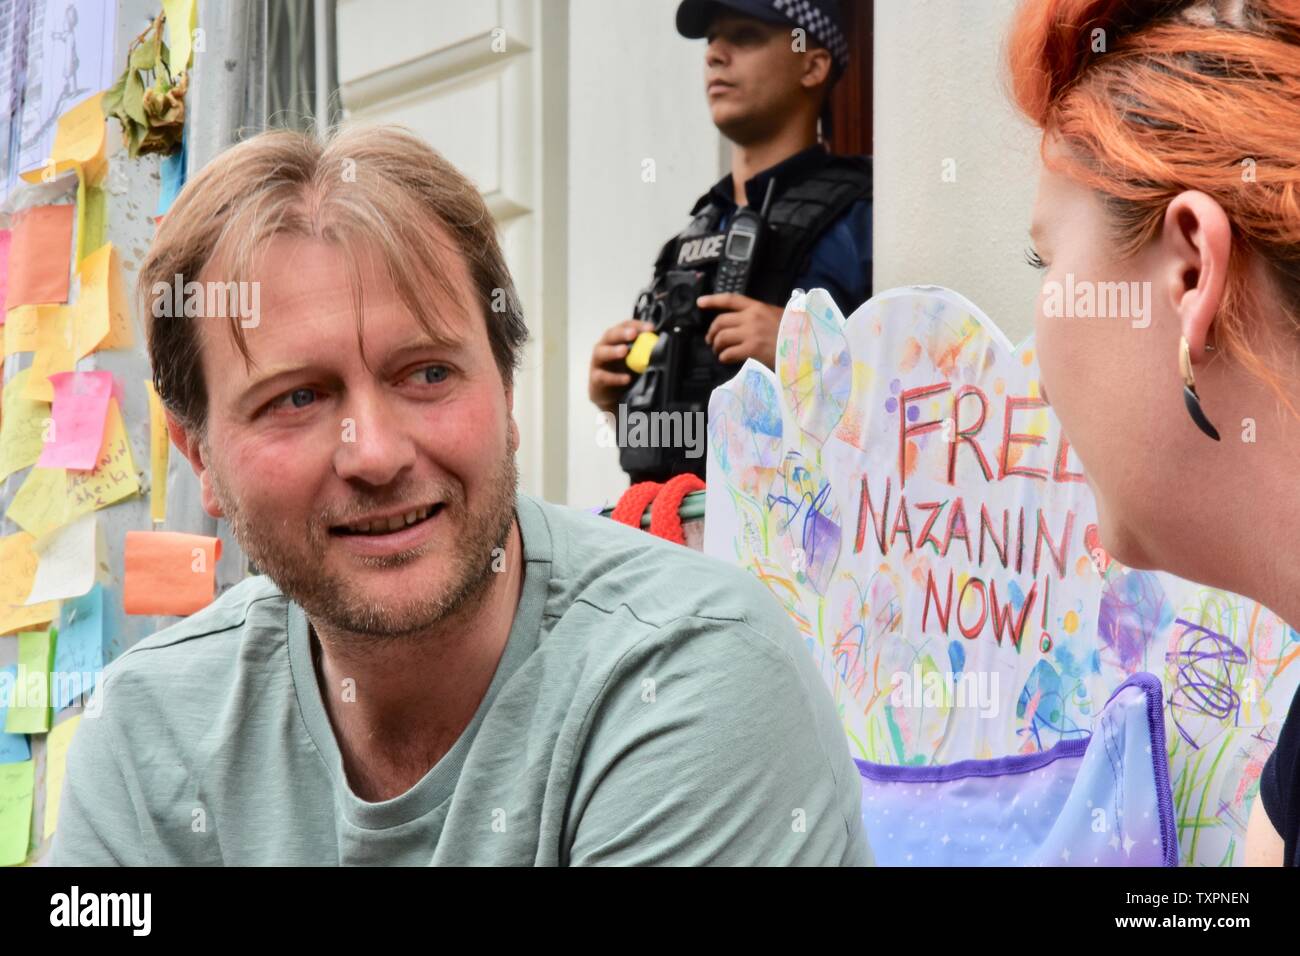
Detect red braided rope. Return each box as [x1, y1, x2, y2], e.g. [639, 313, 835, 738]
[610, 481, 662, 529]
[648, 473, 705, 545]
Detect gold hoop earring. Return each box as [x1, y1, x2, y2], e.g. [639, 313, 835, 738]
[1180, 335, 1220, 441]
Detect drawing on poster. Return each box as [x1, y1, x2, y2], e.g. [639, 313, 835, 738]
[17, 0, 115, 177]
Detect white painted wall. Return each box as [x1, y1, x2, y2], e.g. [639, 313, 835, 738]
[873, 0, 1042, 346]
[565, 0, 724, 509]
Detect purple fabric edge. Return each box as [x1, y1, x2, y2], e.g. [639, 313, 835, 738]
[854, 671, 1179, 866]
[1109, 671, 1179, 867]
[854, 735, 1090, 783]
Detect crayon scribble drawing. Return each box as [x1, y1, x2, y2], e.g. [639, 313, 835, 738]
[704, 286, 1300, 866]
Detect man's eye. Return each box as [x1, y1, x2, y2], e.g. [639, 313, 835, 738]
[1024, 246, 1048, 271]
[409, 365, 449, 385]
[269, 387, 317, 412]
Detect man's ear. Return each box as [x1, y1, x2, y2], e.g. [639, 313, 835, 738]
[164, 410, 226, 519]
[505, 383, 520, 454]
[800, 47, 832, 93]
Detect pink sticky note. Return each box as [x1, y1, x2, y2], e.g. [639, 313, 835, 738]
[36, 371, 116, 471]
[0, 229, 10, 320]
[0, 230, 9, 319]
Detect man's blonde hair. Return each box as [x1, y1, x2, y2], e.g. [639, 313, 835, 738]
[139, 124, 528, 437]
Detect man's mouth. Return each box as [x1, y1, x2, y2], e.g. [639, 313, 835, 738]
[330, 503, 445, 537]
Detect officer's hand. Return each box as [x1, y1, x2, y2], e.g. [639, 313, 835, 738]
[589, 319, 654, 415]
[698, 293, 782, 370]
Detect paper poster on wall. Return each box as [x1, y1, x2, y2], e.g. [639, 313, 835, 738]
[704, 286, 1300, 866]
[0, 0, 33, 202]
[16, 0, 116, 178]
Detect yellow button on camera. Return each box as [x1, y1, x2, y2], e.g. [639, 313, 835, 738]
[626, 331, 659, 374]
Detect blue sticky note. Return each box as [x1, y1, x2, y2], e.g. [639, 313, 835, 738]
[0, 666, 31, 764]
[157, 132, 188, 216]
[53, 584, 106, 711]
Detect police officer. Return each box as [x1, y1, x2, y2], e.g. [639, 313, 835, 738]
[589, 0, 872, 483]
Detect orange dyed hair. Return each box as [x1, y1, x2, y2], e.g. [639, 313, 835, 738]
[1005, 0, 1300, 414]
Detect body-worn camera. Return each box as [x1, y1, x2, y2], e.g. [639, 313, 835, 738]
[618, 183, 775, 482]
[618, 269, 717, 481]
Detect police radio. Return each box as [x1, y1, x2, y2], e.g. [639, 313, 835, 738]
[713, 179, 774, 294]
[618, 180, 776, 483]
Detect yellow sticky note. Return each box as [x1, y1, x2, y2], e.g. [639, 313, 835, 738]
[3, 304, 41, 355]
[165, 0, 198, 74]
[0, 369, 52, 482]
[20, 92, 107, 186]
[73, 243, 133, 357]
[6, 399, 139, 538]
[75, 168, 109, 267]
[23, 305, 76, 402]
[0, 532, 57, 636]
[43, 715, 81, 841]
[0, 761, 35, 867]
[145, 380, 169, 523]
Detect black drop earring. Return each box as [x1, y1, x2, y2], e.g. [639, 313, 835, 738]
[1180, 335, 1220, 442]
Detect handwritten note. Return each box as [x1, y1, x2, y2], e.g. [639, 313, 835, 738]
[37, 371, 114, 470]
[7, 205, 74, 308]
[0, 760, 34, 866]
[0, 369, 51, 482]
[124, 531, 222, 616]
[0, 666, 32, 764]
[4, 630, 54, 734]
[6, 399, 140, 538]
[0, 532, 58, 636]
[53, 585, 106, 711]
[43, 715, 81, 840]
[3, 304, 39, 355]
[25, 514, 98, 605]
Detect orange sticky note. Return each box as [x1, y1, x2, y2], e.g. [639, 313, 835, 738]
[7, 205, 75, 308]
[124, 531, 221, 616]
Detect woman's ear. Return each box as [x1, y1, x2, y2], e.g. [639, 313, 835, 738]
[1160, 190, 1231, 360]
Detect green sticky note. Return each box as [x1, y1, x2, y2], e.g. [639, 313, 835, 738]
[77, 182, 108, 266]
[0, 760, 35, 866]
[4, 629, 55, 734]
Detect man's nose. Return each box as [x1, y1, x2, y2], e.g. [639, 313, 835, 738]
[332, 389, 417, 487]
[706, 41, 728, 68]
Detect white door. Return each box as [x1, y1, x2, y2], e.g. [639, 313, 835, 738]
[336, 0, 569, 500]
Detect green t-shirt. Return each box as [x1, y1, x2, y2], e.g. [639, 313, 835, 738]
[51, 492, 872, 866]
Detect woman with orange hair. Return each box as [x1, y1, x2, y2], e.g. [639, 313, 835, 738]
[1005, 0, 1300, 865]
